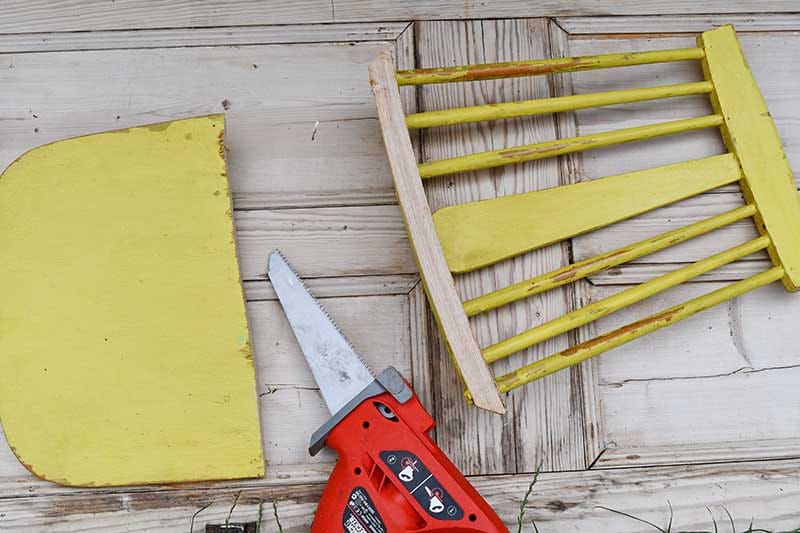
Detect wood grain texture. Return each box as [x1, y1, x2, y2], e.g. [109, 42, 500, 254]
[3, 1, 797, 32]
[0, 41, 399, 210]
[233, 205, 415, 280]
[595, 438, 800, 469]
[0, 23, 410, 53]
[589, 280, 800, 466]
[243, 274, 420, 301]
[558, 14, 800, 34]
[1, 460, 798, 531]
[496, 267, 786, 393]
[547, 18, 605, 472]
[417, 19, 588, 473]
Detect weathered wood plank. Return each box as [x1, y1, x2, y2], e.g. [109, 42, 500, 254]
[0, 41, 399, 209]
[243, 274, 419, 301]
[408, 282, 436, 418]
[558, 14, 800, 34]
[418, 19, 588, 474]
[596, 438, 800, 469]
[589, 261, 773, 285]
[1, 459, 798, 531]
[548, 19, 605, 470]
[0, 294, 412, 495]
[2, 1, 798, 32]
[0, 23, 410, 54]
[234, 205, 415, 280]
[587, 281, 800, 466]
[336, 2, 800, 21]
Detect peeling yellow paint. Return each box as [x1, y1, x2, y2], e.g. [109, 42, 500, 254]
[0, 114, 264, 486]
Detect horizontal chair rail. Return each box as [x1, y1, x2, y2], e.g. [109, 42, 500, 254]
[462, 204, 758, 317]
[418, 114, 723, 179]
[406, 81, 714, 129]
[482, 236, 771, 363]
[397, 47, 706, 86]
[489, 266, 785, 395]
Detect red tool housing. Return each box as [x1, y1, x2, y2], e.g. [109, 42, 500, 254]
[312, 384, 508, 532]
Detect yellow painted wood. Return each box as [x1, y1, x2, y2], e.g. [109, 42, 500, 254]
[406, 81, 713, 129]
[487, 266, 784, 395]
[396, 47, 705, 86]
[699, 25, 800, 291]
[418, 114, 722, 179]
[463, 204, 757, 317]
[482, 236, 770, 363]
[0, 115, 264, 486]
[434, 153, 741, 273]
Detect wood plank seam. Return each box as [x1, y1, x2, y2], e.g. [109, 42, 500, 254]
[547, 17, 604, 471]
[0, 23, 413, 54]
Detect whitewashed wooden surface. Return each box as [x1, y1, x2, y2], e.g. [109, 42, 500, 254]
[1, 5, 799, 531]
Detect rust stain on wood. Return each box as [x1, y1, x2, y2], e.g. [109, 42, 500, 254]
[551, 248, 631, 283]
[217, 128, 226, 160]
[559, 306, 684, 357]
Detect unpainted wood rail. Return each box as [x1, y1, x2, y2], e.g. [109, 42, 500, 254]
[369, 25, 800, 414]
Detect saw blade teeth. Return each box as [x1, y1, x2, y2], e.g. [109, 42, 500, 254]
[268, 249, 374, 377]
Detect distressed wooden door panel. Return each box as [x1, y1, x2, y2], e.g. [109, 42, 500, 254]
[586, 281, 800, 468]
[1, 1, 799, 32]
[0, 24, 426, 496]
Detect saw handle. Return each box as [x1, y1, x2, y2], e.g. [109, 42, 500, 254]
[311, 382, 508, 532]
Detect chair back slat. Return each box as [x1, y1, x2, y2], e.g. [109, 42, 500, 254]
[434, 154, 742, 274]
